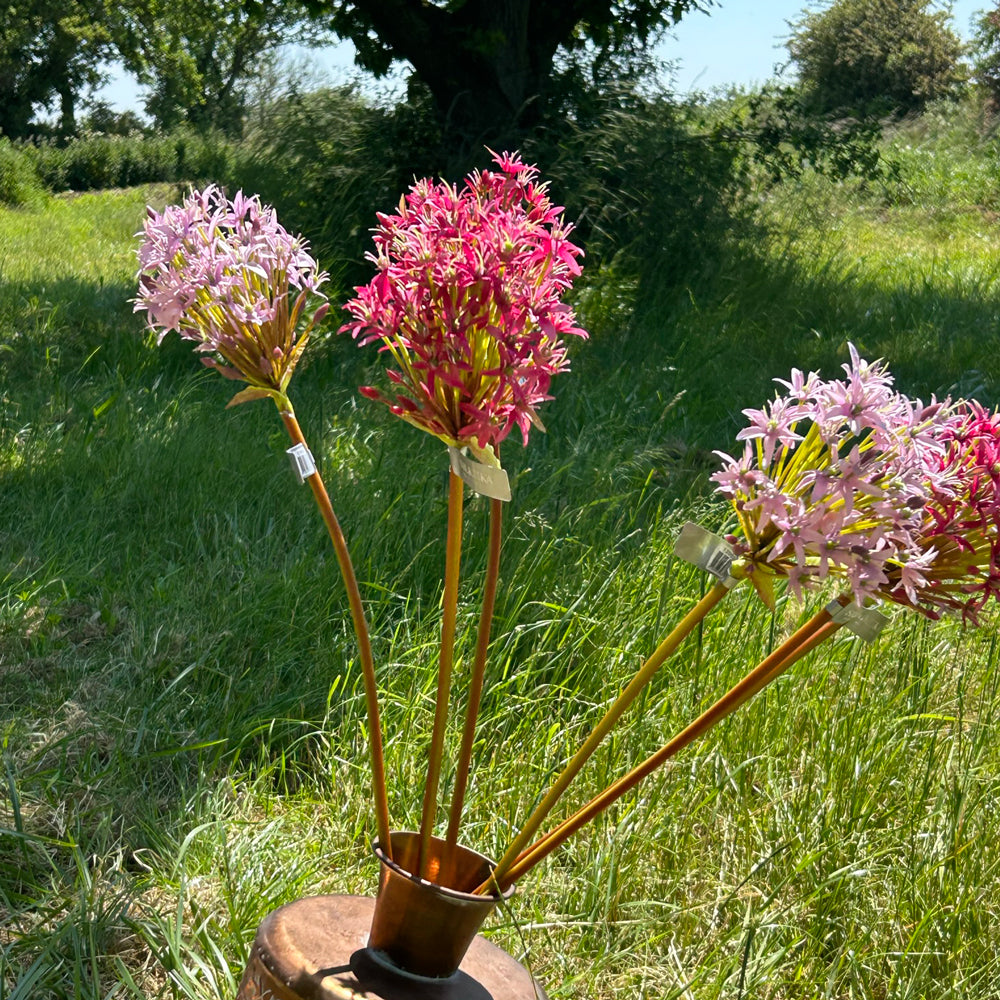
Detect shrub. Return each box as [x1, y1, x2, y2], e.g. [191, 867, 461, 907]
[0, 139, 44, 205]
[786, 0, 965, 117]
[227, 86, 438, 293]
[970, 6, 1000, 111]
[224, 78, 755, 309]
[524, 86, 747, 294]
[736, 85, 886, 184]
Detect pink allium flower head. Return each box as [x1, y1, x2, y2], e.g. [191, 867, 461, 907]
[879, 400, 1000, 622]
[340, 150, 587, 465]
[712, 345, 950, 606]
[134, 185, 329, 404]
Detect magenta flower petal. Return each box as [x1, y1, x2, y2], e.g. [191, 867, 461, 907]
[881, 400, 1000, 621]
[340, 150, 586, 461]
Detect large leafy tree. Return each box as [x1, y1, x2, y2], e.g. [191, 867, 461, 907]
[0, 0, 112, 138]
[110, 0, 326, 133]
[786, 0, 964, 117]
[303, 1, 716, 149]
[970, 5, 1000, 108]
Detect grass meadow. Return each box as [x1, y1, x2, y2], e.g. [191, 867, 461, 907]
[3, 119, 1000, 998]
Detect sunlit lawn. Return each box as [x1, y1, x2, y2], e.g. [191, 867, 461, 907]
[2, 169, 1000, 999]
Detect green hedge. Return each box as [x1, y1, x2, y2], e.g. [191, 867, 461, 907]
[13, 130, 234, 196]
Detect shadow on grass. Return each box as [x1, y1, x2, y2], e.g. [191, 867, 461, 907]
[612, 238, 1000, 452]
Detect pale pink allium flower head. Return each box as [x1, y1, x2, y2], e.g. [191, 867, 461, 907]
[134, 186, 329, 405]
[340, 150, 586, 465]
[879, 400, 1000, 622]
[712, 345, 952, 606]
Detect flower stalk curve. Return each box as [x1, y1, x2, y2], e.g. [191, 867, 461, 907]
[135, 185, 392, 857]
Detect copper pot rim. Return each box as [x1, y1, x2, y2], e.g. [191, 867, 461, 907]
[372, 831, 516, 904]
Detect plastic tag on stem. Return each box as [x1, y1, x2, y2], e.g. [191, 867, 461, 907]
[448, 447, 511, 502]
[825, 600, 889, 642]
[286, 443, 317, 484]
[674, 522, 738, 587]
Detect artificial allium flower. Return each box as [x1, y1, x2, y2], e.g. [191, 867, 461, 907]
[340, 150, 586, 466]
[134, 186, 329, 406]
[711, 345, 951, 607]
[878, 400, 1000, 621]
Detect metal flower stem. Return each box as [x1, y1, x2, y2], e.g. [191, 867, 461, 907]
[278, 405, 392, 860]
[418, 468, 465, 878]
[487, 605, 844, 892]
[485, 578, 736, 892]
[445, 496, 503, 857]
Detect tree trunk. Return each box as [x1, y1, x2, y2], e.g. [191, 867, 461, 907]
[58, 86, 76, 136]
[345, 0, 577, 156]
[418, 0, 537, 143]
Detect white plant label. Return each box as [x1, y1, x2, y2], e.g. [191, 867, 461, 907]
[674, 521, 738, 588]
[826, 600, 890, 643]
[448, 448, 512, 502]
[286, 443, 317, 484]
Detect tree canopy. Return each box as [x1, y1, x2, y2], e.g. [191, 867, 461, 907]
[303, 0, 717, 149]
[109, 0, 325, 133]
[970, 5, 1000, 108]
[1, 0, 715, 143]
[0, 0, 112, 138]
[786, 0, 964, 117]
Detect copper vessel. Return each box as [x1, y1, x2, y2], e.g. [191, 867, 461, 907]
[367, 831, 514, 979]
[236, 832, 543, 1000]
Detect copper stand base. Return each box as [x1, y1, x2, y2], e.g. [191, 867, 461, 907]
[237, 895, 546, 1000]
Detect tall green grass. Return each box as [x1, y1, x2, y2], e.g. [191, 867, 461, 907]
[2, 108, 1000, 999]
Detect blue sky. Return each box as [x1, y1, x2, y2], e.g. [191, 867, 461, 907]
[96, 0, 987, 112]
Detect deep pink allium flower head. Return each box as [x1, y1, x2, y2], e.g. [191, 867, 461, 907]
[879, 400, 1000, 622]
[711, 345, 951, 607]
[134, 185, 329, 406]
[340, 150, 586, 465]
